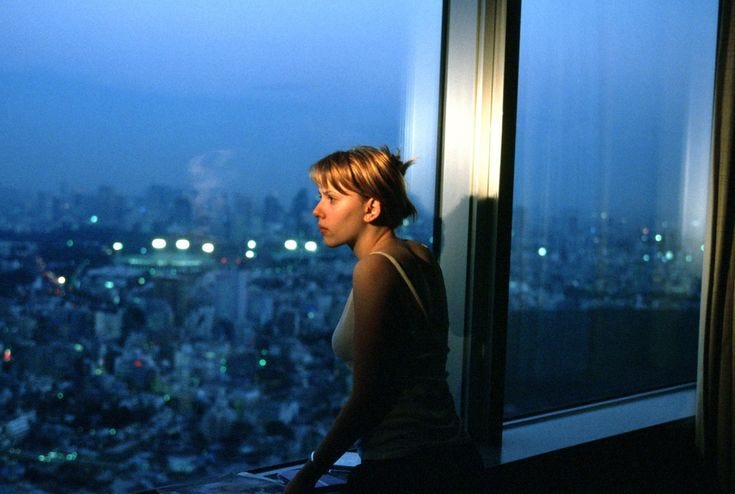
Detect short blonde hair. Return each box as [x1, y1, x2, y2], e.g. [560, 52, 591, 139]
[310, 145, 417, 229]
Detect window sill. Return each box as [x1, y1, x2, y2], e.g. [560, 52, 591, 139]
[500, 384, 697, 463]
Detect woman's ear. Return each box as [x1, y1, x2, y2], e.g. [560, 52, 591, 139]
[363, 198, 382, 222]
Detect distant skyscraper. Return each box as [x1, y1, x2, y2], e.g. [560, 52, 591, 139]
[214, 266, 249, 338]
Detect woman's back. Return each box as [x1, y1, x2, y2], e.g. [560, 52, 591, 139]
[332, 240, 463, 461]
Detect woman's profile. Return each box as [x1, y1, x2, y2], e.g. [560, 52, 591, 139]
[284, 146, 484, 493]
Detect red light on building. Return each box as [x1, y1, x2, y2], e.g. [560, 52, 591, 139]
[132, 359, 143, 368]
[3, 349, 11, 362]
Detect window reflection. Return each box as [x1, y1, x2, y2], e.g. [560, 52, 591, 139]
[505, 0, 718, 419]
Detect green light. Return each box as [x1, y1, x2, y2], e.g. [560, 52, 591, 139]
[57, 392, 64, 399]
[73, 343, 83, 352]
[108, 428, 117, 436]
[258, 358, 267, 367]
[163, 394, 171, 402]
[66, 239, 74, 247]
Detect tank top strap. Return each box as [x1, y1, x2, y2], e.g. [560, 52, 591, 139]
[370, 251, 429, 320]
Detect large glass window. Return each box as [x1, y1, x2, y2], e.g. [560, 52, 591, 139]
[505, 1, 718, 419]
[0, 2, 442, 492]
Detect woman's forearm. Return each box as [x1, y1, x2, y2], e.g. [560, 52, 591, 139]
[308, 390, 389, 475]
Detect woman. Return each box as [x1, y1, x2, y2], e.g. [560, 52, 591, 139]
[284, 146, 483, 493]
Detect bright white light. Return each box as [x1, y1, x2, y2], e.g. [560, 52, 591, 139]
[537, 246, 547, 257]
[57, 276, 67, 285]
[245, 250, 255, 259]
[152, 238, 167, 249]
[665, 250, 674, 260]
[112, 242, 123, 251]
[90, 215, 99, 224]
[284, 239, 298, 251]
[304, 241, 318, 252]
[654, 234, 663, 242]
[202, 242, 215, 254]
[247, 239, 257, 249]
[175, 239, 190, 250]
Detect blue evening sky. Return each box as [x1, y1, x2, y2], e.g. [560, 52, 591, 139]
[1, 1, 439, 204]
[0, 1, 719, 225]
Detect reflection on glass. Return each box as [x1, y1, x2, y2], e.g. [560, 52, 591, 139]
[505, 0, 718, 419]
[0, 2, 442, 492]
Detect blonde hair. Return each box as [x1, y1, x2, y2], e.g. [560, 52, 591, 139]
[310, 145, 417, 229]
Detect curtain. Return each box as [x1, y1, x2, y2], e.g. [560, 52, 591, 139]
[696, 0, 735, 492]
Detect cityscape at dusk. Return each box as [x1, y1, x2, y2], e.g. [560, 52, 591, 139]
[0, 1, 718, 492]
[0, 183, 703, 491]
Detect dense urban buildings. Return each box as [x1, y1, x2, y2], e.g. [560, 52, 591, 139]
[0, 184, 700, 492]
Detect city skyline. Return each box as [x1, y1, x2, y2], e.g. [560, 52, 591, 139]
[0, 1, 441, 213]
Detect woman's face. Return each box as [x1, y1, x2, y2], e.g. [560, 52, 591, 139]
[312, 183, 368, 249]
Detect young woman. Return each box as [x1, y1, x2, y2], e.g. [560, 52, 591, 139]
[284, 146, 484, 493]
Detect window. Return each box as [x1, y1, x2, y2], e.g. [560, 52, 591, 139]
[437, 0, 719, 460]
[0, 2, 443, 492]
[505, 0, 718, 418]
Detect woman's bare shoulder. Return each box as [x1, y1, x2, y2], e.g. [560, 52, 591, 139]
[403, 239, 432, 263]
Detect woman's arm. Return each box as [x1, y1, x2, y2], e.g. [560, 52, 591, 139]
[284, 255, 402, 492]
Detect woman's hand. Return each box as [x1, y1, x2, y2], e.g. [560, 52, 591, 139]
[283, 461, 320, 494]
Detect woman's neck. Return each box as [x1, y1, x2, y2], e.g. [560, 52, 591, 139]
[352, 227, 397, 259]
